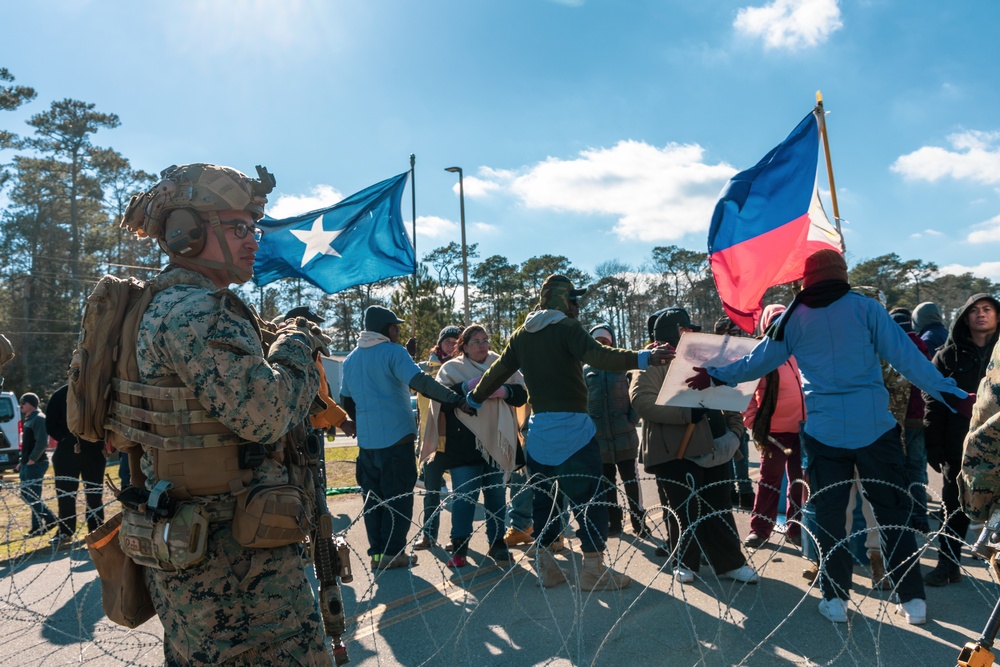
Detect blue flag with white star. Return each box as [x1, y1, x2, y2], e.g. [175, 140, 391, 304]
[253, 172, 415, 293]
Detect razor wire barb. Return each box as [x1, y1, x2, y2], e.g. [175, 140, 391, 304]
[1, 471, 998, 666]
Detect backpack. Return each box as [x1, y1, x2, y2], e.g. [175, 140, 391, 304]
[68, 275, 155, 449]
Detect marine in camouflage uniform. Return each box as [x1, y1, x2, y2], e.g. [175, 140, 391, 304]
[962, 342, 1000, 523]
[120, 164, 332, 666]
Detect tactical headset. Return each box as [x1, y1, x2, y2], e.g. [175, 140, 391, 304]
[160, 208, 208, 257]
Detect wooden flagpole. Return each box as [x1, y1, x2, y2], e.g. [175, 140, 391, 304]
[815, 91, 846, 252]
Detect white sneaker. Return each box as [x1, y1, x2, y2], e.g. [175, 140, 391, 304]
[895, 598, 927, 625]
[721, 565, 759, 583]
[674, 567, 695, 584]
[818, 597, 848, 623]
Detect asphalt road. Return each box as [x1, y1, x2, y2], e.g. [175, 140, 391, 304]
[1, 454, 997, 666]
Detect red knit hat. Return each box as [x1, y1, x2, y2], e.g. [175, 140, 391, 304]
[802, 249, 848, 288]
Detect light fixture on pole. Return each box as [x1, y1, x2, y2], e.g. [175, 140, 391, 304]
[444, 166, 470, 325]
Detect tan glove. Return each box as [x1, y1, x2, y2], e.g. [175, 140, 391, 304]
[278, 317, 332, 357]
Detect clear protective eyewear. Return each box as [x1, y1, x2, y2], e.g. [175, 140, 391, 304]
[227, 221, 263, 242]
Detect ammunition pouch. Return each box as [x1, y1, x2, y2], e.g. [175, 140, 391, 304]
[119, 502, 210, 571]
[230, 480, 311, 548]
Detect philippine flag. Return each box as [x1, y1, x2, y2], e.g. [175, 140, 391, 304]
[708, 111, 843, 334]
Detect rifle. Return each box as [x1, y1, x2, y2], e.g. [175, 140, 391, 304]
[305, 429, 352, 666]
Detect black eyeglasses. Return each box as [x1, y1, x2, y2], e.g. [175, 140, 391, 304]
[228, 221, 263, 242]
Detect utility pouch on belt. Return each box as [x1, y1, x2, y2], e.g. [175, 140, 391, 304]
[119, 502, 209, 571]
[230, 480, 310, 548]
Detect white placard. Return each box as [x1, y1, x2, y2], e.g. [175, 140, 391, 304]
[655, 332, 761, 411]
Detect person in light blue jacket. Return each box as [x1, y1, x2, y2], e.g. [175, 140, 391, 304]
[687, 250, 967, 627]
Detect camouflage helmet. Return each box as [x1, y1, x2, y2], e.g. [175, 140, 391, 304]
[120, 163, 275, 242]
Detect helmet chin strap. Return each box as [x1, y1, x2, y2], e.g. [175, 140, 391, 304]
[179, 212, 252, 284]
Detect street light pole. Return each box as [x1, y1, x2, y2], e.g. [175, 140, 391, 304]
[444, 166, 470, 325]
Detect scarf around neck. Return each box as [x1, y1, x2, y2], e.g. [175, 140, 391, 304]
[420, 351, 525, 480]
[771, 280, 851, 342]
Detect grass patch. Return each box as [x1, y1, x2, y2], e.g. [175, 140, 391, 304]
[324, 444, 359, 492]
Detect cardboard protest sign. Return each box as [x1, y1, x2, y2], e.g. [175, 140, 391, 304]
[656, 332, 760, 411]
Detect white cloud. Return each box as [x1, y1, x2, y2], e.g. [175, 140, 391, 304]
[475, 140, 735, 242]
[472, 222, 498, 235]
[966, 214, 1000, 243]
[909, 229, 945, 239]
[268, 185, 343, 219]
[734, 0, 843, 50]
[940, 261, 1000, 282]
[459, 176, 503, 199]
[415, 215, 459, 239]
[891, 130, 1000, 185]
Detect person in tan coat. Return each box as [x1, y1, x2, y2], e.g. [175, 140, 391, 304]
[631, 308, 758, 584]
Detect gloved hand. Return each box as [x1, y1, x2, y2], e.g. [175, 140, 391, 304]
[686, 367, 715, 391]
[957, 392, 977, 419]
[278, 317, 332, 358]
[405, 337, 417, 358]
[689, 408, 707, 423]
[463, 376, 482, 393]
[457, 395, 477, 417]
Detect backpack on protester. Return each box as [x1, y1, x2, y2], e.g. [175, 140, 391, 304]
[67, 274, 157, 628]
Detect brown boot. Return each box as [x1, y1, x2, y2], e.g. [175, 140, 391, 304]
[579, 551, 631, 591]
[535, 548, 567, 589]
[869, 551, 891, 591]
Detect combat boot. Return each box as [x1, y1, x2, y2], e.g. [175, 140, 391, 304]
[579, 551, 632, 591]
[924, 560, 961, 587]
[534, 548, 567, 589]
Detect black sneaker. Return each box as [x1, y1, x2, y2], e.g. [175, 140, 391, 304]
[488, 544, 513, 562]
[924, 562, 961, 587]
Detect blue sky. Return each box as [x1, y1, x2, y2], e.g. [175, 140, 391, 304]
[4, 0, 1000, 282]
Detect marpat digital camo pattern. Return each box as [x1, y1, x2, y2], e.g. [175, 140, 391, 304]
[135, 265, 329, 665]
[962, 341, 1000, 522]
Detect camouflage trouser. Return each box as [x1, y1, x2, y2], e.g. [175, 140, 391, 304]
[146, 523, 330, 666]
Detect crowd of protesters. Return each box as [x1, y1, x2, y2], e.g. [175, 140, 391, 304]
[8, 249, 1000, 634]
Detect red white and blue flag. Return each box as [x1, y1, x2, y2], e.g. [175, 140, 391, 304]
[708, 110, 843, 334]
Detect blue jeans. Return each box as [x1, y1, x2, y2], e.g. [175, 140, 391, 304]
[449, 464, 505, 556]
[505, 469, 533, 531]
[903, 425, 929, 529]
[356, 440, 417, 558]
[526, 438, 609, 554]
[20, 457, 57, 532]
[802, 427, 924, 603]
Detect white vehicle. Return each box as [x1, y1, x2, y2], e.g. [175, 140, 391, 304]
[0, 391, 19, 470]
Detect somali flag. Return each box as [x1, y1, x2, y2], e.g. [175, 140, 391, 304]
[708, 111, 843, 334]
[253, 172, 415, 294]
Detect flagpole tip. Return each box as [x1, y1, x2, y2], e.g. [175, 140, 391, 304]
[815, 90, 823, 104]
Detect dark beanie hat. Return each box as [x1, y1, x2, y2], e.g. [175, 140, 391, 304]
[653, 308, 701, 347]
[20, 392, 39, 408]
[284, 306, 325, 324]
[364, 305, 404, 334]
[437, 325, 462, 346]
[802, 249, 848, 289]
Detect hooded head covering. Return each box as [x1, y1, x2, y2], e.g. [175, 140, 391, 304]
[759, 304, 786, 335]
[913, 302, 945, 332]
[537, 274, 586, 314]
[949, 293, 1000, 347]
[802, 249, 848, 289]
[653, 307, 701, 347]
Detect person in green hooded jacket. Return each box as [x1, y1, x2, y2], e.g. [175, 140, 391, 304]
[467, 274, 673, 591]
